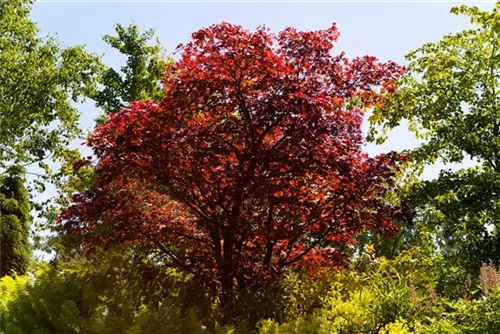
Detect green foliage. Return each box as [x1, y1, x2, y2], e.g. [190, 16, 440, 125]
[379, 319, 412, 334]
[40, 22, 170, 258]
[256, 244, 500, 334]
[370, 3, 500, 165]
[410, 166, 500, 275]
[1, 165, 31, 276]
[6, 2, 500, 332]
[3, 231, 500, 333]
[369, 2, 500, 274]
[93, 23, 168, 114]
[414, 288, 500, 334]
[0, 237, 429, 333]
[0, 248, 217, 334]
[0, 0, 102, 169]
[257, 232, 443, 332]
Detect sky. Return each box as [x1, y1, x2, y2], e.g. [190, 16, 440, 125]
[30, 0, 495, 180]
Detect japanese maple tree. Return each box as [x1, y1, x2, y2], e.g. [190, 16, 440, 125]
[61, 23, 408, 303]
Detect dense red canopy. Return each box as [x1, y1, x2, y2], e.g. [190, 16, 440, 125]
[61, 22, 408, 299]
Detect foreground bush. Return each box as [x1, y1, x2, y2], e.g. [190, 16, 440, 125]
[0, 249, 221, 334]
[257, 238, 500, 334]
[2, 240, 500, 333]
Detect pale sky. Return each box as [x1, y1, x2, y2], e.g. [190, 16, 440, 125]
[30, 0, 494, 186]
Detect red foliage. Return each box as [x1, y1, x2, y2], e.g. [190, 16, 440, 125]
[60, 22, 408, 300]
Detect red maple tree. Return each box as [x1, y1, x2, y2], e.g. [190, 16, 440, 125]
[61, 23, 408, 303]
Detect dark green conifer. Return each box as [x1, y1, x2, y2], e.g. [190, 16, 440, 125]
[1, 165, 31, 276]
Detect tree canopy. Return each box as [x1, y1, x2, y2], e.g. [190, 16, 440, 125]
[61, 23, 409, 303]
[369, 3, 500, 272]
[0, 0, 101, 279]
[93, 23, 168, 114]
[0, 0, 102, 171]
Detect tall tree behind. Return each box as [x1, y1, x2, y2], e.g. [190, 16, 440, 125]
[0, 0, 102, 171]
[51, 23, 168, 256]
[1, 166, 30, 276]
[93, 23, 168, 114]
[54, 23, 168, 211]
[0, 0, 101, 268]
[369, 3, 500, 273]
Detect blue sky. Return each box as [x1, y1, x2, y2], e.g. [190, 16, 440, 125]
[31, 0, 494, 179]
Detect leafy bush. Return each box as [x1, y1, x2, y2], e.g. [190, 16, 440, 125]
[0, 249, 216, 334]
[3, 234, 500, 333]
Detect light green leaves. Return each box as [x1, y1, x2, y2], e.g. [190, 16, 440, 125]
[0, 0, 103, 171]
[369, 2, 500, 273]
[370, 3, 500, 169]
[93, 23, 169, 114]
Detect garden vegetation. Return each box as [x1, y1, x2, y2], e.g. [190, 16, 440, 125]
[2, 0, 500, 333]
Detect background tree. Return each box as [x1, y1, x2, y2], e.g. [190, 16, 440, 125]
[369, 3, 500, 273]
[0, 0, 102, 172]
[46, 22, 168, 258]
[92, 23, 168, 114]
[0, 0, 102, 275]
[32, 23, 173, 329]
[1, 166, 30, 276]
[62, 23, 408, 305]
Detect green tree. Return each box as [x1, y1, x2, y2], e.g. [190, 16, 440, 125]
[369, 3, 500, 273]
[0, 0, 102, 171]
[49, 23, 169, 256]
[0, 0, 102, 273]
[93, 23, 168, 114]
[1, 166, 30, 276]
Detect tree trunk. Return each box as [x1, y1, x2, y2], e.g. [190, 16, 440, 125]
[219, 267, 234, 307]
